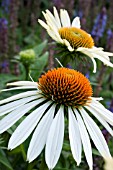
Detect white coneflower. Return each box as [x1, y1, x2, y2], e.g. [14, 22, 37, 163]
[38, 7, 113, 73]
[0, 67, 113, 170]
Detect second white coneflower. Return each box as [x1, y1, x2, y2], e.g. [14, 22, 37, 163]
[38, 7, 113, 73]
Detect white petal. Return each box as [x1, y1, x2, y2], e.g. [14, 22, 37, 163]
[47, 28, 63, 43]
[68, 107, 82, 165]
[63, 39, 74, 51]
[45, 10, 59, 30]
[104, 157, 113, 170]
[72, 17, 81, 28]
[77, 47, 113, 70]
[76, 47, 97, 73]
[93, 53, 113, 67]
[8, 101, 52, 150]
[89, 57, 97, 73]
[27, 104, 55, 162]
[7, 81, 37, 87]
[79, 108, 111, 158]
[74, 109, 93, 170]
[85, 105, 113, 136]
[91, 97, 103, 101]
[0, 98, 45, 134]
[76, 47, 92, 55]
[92, 46, 113, 57]
[0, 95, 39, 116]
[1, 86, 37, 92]
[46, 10, 59, 30]
[38, 19, 49, 29]
[53, 7, 61, 28]
[0, 90, 38, 105]
[60, 9, 71, 27]
[104, 51, 113, 56]
[45, 106, 64, 169]
[89, 102, 113, 127]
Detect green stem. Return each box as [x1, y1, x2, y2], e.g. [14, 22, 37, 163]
[39, 154, 48, 170]
[27, 161, 37, 170]
[24, 64, 30, 80]
[20, 144, 26, 161]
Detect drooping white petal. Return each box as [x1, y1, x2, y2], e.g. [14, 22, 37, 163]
[76, 47, 93, 55]
[1, 86, 37, 92]
[76, 47, 97, 73]
[79, 108, 111, 158]
[63, 39, 74, 51]
[72, 17, 81, 28]
[92, 46, 113, 58]
[60, 9, 71, 27]
[94, 51, 110, 61]
[85, 105, 113, 136]
[0, 98, 45, 134]
[7, 81, 37, 87]
[89, 57, 97, 73]
[103, 51, 113, 56]
[53, 7, 61, 28]
[93, 53, 113, 67]
[0, 95, 39, 116]
[27, 104, 55, 162]
[74, 108, 93, 170]
[89, 102, 113, 127]
[68, 107, 82, 165]
[0, 90, 38, 105]
[8, 101, 52, 150]
[45, 106, 64, 169]
[38, 19, 49, 29]
[77, 47, 113, 71]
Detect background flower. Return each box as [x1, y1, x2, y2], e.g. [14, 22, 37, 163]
[38, 7, 113, 73]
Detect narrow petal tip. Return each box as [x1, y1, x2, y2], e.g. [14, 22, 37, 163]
[8, 146, 12, 151]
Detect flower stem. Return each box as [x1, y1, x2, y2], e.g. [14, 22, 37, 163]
[39, 154, 48, 170]
[20, 144, 26, 161]
[24, 64, 30, 80]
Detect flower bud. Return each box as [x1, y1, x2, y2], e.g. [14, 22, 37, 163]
[19, 49, 35, 66]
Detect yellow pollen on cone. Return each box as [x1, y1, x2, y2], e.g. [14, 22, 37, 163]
[59, 27, 94, 49]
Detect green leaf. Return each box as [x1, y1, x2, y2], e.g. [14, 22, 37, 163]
[30, 52, 49, 81]
[0, 149, 13, 170]
[0, 74, 18, 90]
[33, 40, 47, 56]
[92, 148, 101, 156]
[100, 90, 113, 98]
[24, 34, 39, 46]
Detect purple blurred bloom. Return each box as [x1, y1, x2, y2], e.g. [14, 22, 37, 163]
[107, 29, 112, 39]
[1, 0, 11, 13]
[85, 72, 90, 79]
[91, 7, 107, 42]
[66, 64, 72, 69]
[102, 128, 111, 143]
[0, 18, 8, 56]
[1, 60, 9, 68]
[106, 99, 113, 113]
[0, 18, 8, 29]
[106, 101, 111, 108]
